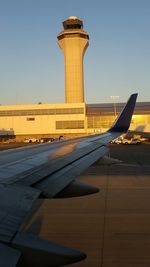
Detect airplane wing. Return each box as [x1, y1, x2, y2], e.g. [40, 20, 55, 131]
[0, 93, 137, 266]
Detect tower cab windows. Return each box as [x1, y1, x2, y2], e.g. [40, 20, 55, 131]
[65, 24, 82, 29]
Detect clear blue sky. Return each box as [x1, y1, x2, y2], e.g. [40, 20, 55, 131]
[0, 0, 150, 105]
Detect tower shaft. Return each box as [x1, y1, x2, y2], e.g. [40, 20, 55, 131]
[57, 17, 89, 103]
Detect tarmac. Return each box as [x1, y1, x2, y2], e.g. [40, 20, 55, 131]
[19, 143, 150, 266]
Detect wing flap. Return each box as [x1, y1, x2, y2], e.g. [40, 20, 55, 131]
[0, 185, 40, 242]
[0, 243, 21, 267]
[35, 145, 108, 197]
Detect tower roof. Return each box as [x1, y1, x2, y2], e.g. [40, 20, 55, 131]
[63, 16, 83, 30]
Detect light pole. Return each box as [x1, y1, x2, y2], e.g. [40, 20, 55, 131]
[110, 96, 119, 117]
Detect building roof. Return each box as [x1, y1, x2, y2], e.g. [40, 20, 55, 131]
[86, 102, 150, 115]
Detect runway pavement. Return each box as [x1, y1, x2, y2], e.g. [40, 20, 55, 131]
[23, 143, 150, 266]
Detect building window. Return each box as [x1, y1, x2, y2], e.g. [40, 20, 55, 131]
[26, 117, 35, 121]
[87, 116, 114, 129]
[56, 120, 84, 129]
[0, 108, 84, 117]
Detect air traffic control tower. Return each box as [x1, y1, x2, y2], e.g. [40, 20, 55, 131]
[57, 16, 89, 103]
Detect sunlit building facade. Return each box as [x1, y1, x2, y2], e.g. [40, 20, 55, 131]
[0, 103, 86, 139]
[0, 102, 149, 140]
[86, 102, 150, 134]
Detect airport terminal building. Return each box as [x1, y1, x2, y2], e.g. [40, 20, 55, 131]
[0, 101, 150, 140]
[0, 17, 149, 140]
